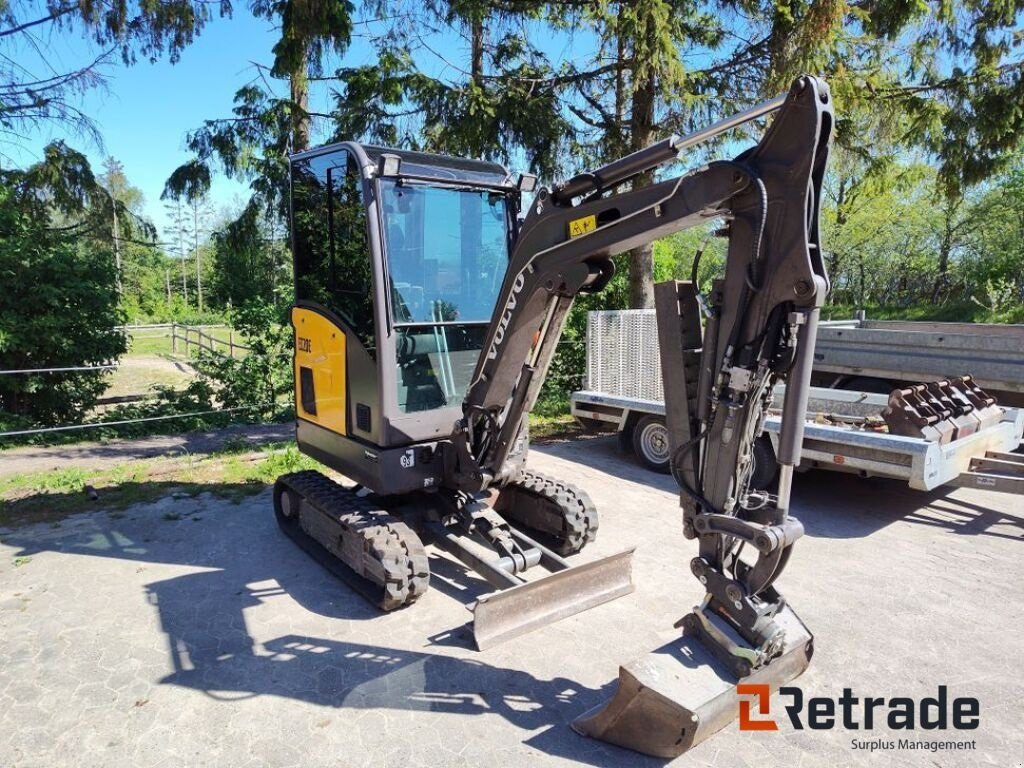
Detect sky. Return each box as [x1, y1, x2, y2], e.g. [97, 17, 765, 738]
[7, 4, 747, 239]
[9, 7, 408, 235]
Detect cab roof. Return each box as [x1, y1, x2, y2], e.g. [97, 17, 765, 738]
[291, 141, 512, 187]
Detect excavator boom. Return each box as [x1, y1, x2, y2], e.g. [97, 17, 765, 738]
[448, 74, 834, 756]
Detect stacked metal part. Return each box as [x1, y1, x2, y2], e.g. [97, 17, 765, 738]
[882, 376, 1003, 442]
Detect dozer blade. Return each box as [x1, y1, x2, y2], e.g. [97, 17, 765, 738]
[573, 604, 812, 758]
[472, 547, 635, 651]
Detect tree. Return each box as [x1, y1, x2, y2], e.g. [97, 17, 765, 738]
[331, 2, 571, 177]
[209, 200, 288, 308]
[164, 199, 192, 306]
[164, 0, 356, 217]
[0, 0, 232, 150]
[0, 146, 130, 426]
[97, 156, 147, 294]
[183, 193, 215, 311]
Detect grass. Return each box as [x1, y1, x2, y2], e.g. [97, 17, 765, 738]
[125, 326, 239, 358]
[528, 390, 585, 440]
[127, 331, 176, 356]
[529, 411, 584, 441]
[95, 325, 245, 405]
[0, 441, 321, 528]
[102, 357, 194, 401]
[0, 412, 596, 529]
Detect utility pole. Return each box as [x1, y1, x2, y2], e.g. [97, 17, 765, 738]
[111, 200, 123, 294]
[192, 197, 204, 312]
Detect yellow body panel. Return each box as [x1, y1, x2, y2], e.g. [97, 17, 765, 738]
[292, 306, 347, 435]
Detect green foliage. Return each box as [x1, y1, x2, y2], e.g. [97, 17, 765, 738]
[250, 0, 353, 80]
[537, 221, 726, 411]
[210, 200, 290, 308]
[0, 181, 126, 425]
[332, 45, 573, 178]
[192, 298, 293, 420]
[164, 84, 293, 218]
[823, 152, 1024, 312]
[2, 1, 232, 141]
[106, 381, 231, 433]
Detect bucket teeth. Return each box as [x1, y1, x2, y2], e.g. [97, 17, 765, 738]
[573, 604, 813, 758]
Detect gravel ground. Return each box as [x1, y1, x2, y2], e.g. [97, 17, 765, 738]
[0, 434, 1021, 768]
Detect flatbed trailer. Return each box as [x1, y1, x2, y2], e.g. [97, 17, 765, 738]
[571, 310, 1024, 494]
[813, 314, 1024, 405]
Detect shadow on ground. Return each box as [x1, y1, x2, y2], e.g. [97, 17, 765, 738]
[3, 434, 1019, 765]
[535, 434, 1024, 542]
[1, 484, 661, 767]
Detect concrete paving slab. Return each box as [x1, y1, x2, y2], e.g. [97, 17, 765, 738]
[1, 434, 1021, 767]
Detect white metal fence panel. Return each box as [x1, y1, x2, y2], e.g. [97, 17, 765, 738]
[585, 309, 664, 401]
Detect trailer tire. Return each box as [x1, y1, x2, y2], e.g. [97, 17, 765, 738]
[632, 415, 671, 474]
[749, 435, 779, 490]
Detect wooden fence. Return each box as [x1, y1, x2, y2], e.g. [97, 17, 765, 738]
[170, 323, 250, 359]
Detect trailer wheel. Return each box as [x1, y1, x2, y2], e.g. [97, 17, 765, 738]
[748, 435, 779, 490]
[632, 415, 671, 474]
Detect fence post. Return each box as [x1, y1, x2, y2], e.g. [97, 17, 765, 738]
[229, 330, 235, 358]
[171, 323, 177, 355]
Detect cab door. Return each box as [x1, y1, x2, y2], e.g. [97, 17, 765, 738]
[290, 147, 381, 444]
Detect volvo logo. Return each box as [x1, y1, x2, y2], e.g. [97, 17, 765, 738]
[486, 272, 526, 360]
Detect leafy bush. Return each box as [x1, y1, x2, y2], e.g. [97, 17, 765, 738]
[192, 297, 293, 420]
[0, 186, 127, 425]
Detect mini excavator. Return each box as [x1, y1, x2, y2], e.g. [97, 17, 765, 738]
[276, 75, 833, 757]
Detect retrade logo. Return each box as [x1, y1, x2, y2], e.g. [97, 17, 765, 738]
[737, 684, 779, 731]
[736, 685, 979, 732]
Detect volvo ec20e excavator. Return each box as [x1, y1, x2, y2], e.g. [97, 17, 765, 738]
[275, 74, 833, 758]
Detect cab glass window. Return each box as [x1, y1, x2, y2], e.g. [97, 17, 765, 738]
[380, 181, 509, 324]
[379, 181, 510, 412]
[291, 151, 375, 357]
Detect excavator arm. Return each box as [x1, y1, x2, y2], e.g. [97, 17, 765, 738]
[448, 74, 834, 756]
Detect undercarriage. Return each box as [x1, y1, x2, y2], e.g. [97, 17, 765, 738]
[273, 468, 632, 649]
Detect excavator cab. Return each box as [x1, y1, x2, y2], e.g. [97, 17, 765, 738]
[288, 145, 523, 495]
[282, 144, 631, 650]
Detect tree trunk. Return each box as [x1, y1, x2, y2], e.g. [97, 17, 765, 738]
[177, 200, 188, 305]
[111, 203, 122, 295]
[470, 14, 484, 85]
[930, 199, 959, 304]
[826, 178, 847, 292]
[610, 15, 627, 158]
[290, 48, 310, 154]
[627, 61, 656, 309]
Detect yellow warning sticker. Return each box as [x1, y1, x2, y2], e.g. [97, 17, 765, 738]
[568, 214, 597, 238]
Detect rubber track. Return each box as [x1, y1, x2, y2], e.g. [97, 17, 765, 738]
[504, 469, 599, 555]
[275, 470, 429, 611]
